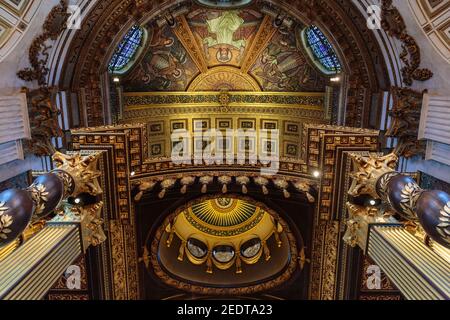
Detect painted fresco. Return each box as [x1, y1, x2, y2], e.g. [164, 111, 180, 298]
[250, 26, 327, 92]
[187, 8, 263, 67]
[122, 25, 200, 92]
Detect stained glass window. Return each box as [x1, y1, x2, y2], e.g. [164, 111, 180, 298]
[304, 25, 342, 74]
[108, 25, 144, 73]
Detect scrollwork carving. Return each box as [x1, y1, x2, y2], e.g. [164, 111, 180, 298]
[381, 0, 433, 86]
[23, 88, 63, 157]
[17, 0, 70, 86]
[343, 203, 394, 250]
[386, 87, 425, 159]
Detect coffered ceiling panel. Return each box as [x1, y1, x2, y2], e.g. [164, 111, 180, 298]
[409, 0, 450, 63]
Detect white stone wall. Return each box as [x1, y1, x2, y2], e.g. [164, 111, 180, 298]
[391, 0, 450, 183]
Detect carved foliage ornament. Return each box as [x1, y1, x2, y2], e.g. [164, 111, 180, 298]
[438, 203, 450, 240]
[23, 88, 63, 157]
[27, 184, 49, 216]
[17, 1, 69, 156]
[0, 202, 12, 241]
[386, 87, 425, 159]
[81, 201, 107, 248]
[348, 153, 399, 199]
[17, 0, 70, 86]
[398, 182, 423, 221]
[381, 0, 433, 86]
[343, 203, 394, 250]
[52, 152, 103, 197]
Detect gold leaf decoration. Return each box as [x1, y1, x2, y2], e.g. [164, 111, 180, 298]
[399, 182, 421, 220]
[0, 202, 13, 240]
[437, 202, 450, 241]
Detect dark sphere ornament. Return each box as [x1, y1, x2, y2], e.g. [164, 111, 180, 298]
[29, 173, 64, 219]
[416, 190, 450, 248]
[386, 175, 421, 220]
[0, 189, 35, 248]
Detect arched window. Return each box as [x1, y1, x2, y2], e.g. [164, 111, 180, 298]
[303, 25, 342, 75]
[108, 25, 144, 73]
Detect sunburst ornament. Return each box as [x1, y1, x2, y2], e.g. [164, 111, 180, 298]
[187, 198, 262, 235]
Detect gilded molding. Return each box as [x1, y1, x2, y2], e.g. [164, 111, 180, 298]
[187, 67, 261, 92]
[240, 14, 277, 73]
[172, 15, 208, 73]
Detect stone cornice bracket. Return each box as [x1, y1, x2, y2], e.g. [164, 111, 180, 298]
[254, 176, 270, 195]
[348, 153, 399, 199]
[273, 178, 291, 199]
[158, 178, 177, 199]
[236, 176, 250, 194]
[218, 176, 232, 194]
[292, 181, 315, 203]
[180, 176, 196, 194]
[199, 176, 214, 194]
[381, 0, 433, 86]
[134, 180, 157, 202]
[52, 151, 103, 197]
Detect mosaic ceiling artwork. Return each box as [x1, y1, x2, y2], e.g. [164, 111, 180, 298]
[249, 26, 328, 92]
[118, 4, 332, 93]
[187, 8, 263, 68]
[122, 24, 200, 91]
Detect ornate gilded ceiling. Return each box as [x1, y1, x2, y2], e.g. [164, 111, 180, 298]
[58, 0, 390, 128]
[120, 4, 328, 93]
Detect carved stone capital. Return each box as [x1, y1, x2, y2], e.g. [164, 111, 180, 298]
[52, 152, 103, 197]
[348, 153, 399, 199]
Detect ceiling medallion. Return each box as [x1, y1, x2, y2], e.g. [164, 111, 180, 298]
[219, 91, 231, 112]
[165, 197, 284, 274]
